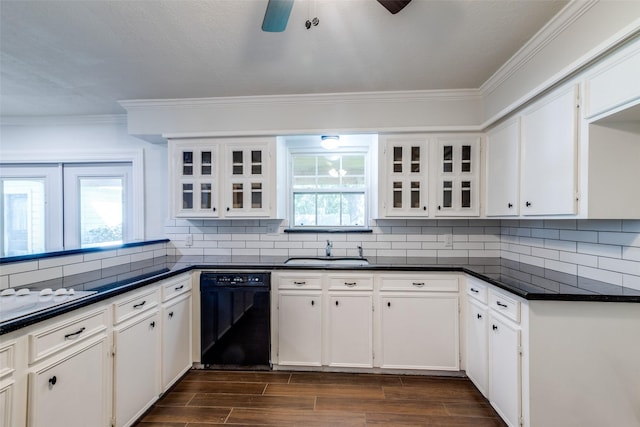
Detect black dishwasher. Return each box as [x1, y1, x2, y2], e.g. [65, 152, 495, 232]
[200, 272, 271, 369]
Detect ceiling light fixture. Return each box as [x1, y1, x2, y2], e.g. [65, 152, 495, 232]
[321, 135, 340, 150]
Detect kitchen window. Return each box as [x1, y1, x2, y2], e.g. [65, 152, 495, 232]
[1, 161, 137, 257]
[283, 135, 376, 230]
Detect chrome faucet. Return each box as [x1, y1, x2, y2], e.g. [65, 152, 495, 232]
[326, 240, 332, 257]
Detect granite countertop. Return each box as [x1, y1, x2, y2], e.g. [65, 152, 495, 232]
[2, 257, 639, 335]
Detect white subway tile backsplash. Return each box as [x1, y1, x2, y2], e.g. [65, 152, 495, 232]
[1, 260, 38, 276]
[102, 255, 131, 268]
[559, 251, 598, 268]
[622, 220, 640, 233]
[544, 239, 577, 252]
[0, 275, 8, 290]
[559, 230, 598, 243]
[623, 247, 640, 262]
[578, 265, 623, 286]
[519, 254, 545, 268]
[623, 274, 640, 291]
[11, 267, 63, 287]
[531, 228, 560, 240]
[39, 254, 84, 269]
[599, 232, 640, 247]
[577, 242, 622, 258]
[63, 260, 102, 276]
[531, 247, 559, 260]
[577, 220, 622, 232]
[598, 257, 640, 276]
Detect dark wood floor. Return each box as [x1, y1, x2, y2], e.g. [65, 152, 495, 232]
[135, 370, 507, 426]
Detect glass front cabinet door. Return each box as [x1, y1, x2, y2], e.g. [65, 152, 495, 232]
[223, 139, 275, 218]
[435, 136, 480, 216]
[170, 140, 220, 218]
[379, 135, 429, 217]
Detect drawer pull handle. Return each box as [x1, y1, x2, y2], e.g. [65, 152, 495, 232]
[49, 376, 57, 387]
[133, 300, 147, 309]
[492, 324, 498, 331]
[412, 282, 425, 287]
[169, 312, 174, 318]
[470, 288, 479, 293]
[496, 301, 508, 308]
[293, 281, 306, 285]
[344, 282, 357, 287]
[64, 327, 86, 340]
[174, 285, 184, 291]
[477, 313, 482, 319]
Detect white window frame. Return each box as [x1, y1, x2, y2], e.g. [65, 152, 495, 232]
[0, 150, 144, 253]
[282, 135, 377, 230]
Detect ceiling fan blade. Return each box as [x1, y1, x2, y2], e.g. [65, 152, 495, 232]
[262, 0, 294, 32]
[377, 0, 412, 14]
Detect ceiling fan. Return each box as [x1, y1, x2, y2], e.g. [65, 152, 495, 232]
[262, 0, 412, 32]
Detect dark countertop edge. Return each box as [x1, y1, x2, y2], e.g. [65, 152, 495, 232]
[3, 263, 639, 335]
[0, 239, 170, 265]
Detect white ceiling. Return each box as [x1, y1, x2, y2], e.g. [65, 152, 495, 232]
[0, 0, 568, 117]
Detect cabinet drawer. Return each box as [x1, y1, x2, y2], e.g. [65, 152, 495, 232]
[161, 275, 192, 302]
[466, 279, 488, 304]
[328, 274, 373, 290]
[277, 273, 323, 290]
[488, 289, 520, 323]
[380, 275, 458, 292]
[113, 288, 160, 324]
[0, 342, 15, 379]
[29, 308, 108, 364]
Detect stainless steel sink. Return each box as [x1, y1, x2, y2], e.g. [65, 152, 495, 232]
[284, 257, 370, 266]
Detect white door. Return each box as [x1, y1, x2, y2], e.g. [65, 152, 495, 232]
[465, 298, 488, 396]
[327, 293, 373, 368]
[520, 84, 578, 215]
[29, 338, 108, 427]
[380, 294, 459, 370]
[486, 119, 520, 216]
[162, 294, 192, 391]
[489, 314, 522, 427]
[114, 311, 160, 427]
[277, 292, 322, 366]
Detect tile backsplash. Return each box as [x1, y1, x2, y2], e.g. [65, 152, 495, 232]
[2, 219, 638, 294]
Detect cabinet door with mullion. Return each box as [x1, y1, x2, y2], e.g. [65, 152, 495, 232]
[379, 135, 429, 217]
[435, 137, 480, 216]
[171, 141, 220, 218]
[223, 140, 275, 218]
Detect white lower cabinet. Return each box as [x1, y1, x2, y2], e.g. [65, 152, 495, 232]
[488, 312, 521, 427]
[0, 341, 16, 427]
[29, 336, 109, 427]
[112, 288, 161, 427]
[378, 274, 460, 371]
[327, 293, 373, 368]
[465, 297, 488, 396]
[465, 276, 525, 427]
[277, 291, 323, 366]
[160, 275, 193, 391]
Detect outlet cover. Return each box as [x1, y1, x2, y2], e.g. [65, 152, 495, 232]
[444, 234, 453, 248]
[185, 234, 193, 246]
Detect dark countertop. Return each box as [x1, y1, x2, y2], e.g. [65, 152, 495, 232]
[2, 257, 639, 335]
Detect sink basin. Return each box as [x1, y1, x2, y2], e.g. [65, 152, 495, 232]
[284, 257, 370, 266]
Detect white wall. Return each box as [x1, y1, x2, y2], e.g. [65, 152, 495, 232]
[0, 117, 167, 240]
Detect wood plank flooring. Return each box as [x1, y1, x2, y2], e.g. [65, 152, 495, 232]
[135, 370, 507, 426]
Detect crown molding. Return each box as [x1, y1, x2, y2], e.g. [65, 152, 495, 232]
[480, 0, 598, 96]
[119, 89, 482, 111]
[0, 114, 127, 126]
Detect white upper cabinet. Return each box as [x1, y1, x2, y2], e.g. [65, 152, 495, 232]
[170, 140, 220, 218]
[485, 118, 520, 217]
[434, 136, 480, 216]
[169, 137, 276, 219]
[584, 37, 640, 120]
[520, 84, 579, 216]
[222, 140, 275, 217]
[378, 135, 429, 217]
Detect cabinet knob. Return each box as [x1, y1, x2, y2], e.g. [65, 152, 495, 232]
[335, 301, 339, 307]
[423, 206, 427, 211]
[508, 203, 513, 208]
[477, 313, 482, 319]
[169, 312, 174, 318]
[213, 207, 217, 212]
[150, 321, 156, 328]
[492, 324, 498, 331]
[525, 201, 532, 207]
[49, 376, 57, 387]
[311, 300, 315, 306]
[438, 205, 442, 210]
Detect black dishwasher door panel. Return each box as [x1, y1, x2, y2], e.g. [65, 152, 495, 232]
[200, 285, 270, 368]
